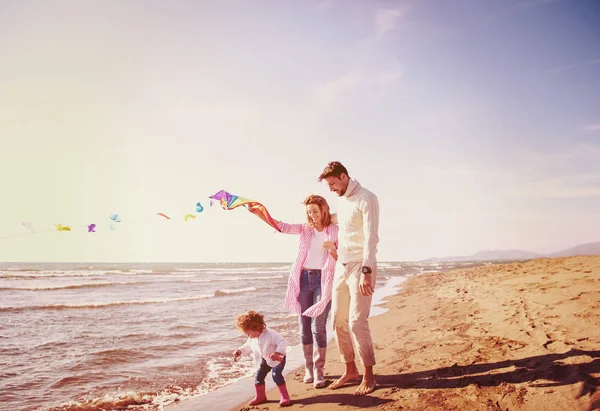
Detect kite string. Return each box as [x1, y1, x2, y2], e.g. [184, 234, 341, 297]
[0, 208, 208, 242]
[0, 229, 56, 241]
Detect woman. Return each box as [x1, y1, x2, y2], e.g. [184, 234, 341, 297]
[274, 194, 338, 389]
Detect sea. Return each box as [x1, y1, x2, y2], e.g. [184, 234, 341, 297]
[0, 261, 487, 411]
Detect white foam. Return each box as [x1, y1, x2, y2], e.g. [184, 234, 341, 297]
[0, 293, 215, 312]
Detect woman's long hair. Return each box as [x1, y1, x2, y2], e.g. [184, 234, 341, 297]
[303, 195, 332, 228]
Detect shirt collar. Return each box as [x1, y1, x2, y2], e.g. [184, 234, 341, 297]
[343, 178, 360, 198]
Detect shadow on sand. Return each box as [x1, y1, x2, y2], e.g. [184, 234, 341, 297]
[294, 349, 599, 409]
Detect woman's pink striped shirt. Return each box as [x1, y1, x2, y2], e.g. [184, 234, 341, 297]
[278, 221, 339, 318]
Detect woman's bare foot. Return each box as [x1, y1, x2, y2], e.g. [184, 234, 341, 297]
[354, 375, 376, 395]
[329, 371, 360, 389]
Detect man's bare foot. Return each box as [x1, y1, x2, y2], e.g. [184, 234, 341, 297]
[354, 375, 376, 395]
[329, 371, 360, 390]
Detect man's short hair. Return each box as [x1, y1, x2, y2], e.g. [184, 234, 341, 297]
[318, 161, 349, 182]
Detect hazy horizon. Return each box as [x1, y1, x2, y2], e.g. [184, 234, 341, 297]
[2, 0, 599, 262]
[2, 239, 598, 264]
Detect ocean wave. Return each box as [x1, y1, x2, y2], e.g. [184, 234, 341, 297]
[1, 267, 291, 279]
[0, 276, 282, 291]
[0, 287, 258, 312]
[183, 275, 284, 283]
[0, 295, 212, 312]
[86, 348, 152, 367]
[213, 287, 256, 296]
[0, 272, 202, 280]
[4, 267, 39, 272]
[0, 281, 155, 291]
[175, 266, 289, 274]
[1, 272, 98, 279]
[0, 270, 126, 279]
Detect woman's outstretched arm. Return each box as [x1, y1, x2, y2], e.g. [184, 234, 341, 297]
[274, 219, 304, 234]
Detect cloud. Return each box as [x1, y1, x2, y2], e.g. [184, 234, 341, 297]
[316, 0, 336, 10]
[522, 0, 566, 6]
[311, 68, 404, 112]
[313, 73, 362, 107]
[499, 143, 600, 198]
[374, 8, 403, 37]
[416, 144, 600, 200]
[581, 123, 600, 133]
[504, 176, 600, 199]
[378, 68, 404, 85]
[545, 57, 600, 75]
[418, 164, 475, 177]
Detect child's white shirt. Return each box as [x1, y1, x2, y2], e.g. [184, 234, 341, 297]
[238, 327, 288, 368]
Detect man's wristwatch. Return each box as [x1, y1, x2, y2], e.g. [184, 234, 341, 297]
[361, 266, 372, 275]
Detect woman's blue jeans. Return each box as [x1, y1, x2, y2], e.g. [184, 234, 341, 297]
[298, 269, 331, 347]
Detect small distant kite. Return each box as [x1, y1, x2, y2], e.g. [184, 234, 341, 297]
[208, 190, 281, 232]
[196, 202, 204, 213]
[109, 214, 121, 231]
[87, 224, 96, 233]
[55, 224, 71, 232]
[157, 213, 171, 220]
[21, 222, 34, 232]
[184, 214, 196, 222]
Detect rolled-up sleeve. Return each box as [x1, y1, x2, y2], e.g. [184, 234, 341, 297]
[361, 193, 379, 268]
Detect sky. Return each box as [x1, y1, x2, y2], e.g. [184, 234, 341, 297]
[1, 0, 599, 263]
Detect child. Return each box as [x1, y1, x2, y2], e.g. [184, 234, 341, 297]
[233, 310, 291, 407]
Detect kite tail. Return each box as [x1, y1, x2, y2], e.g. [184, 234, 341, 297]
[246, 203, 281, 232]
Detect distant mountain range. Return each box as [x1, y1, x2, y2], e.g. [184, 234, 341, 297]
[422, 241, 600, 262]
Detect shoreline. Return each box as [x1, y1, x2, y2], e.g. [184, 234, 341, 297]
[203, 256, 597, 410]
[170, 256, 600, 410]
[166, 274, 412, 411]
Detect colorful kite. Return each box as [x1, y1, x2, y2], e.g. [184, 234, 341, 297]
[157, 213, 171, 220]
[55, 224, 71, 231]
[87, 224, 96, 233]
[184, 214, 196, 222]
[208, 190, 281, 232]
[196, 202, 204, 213]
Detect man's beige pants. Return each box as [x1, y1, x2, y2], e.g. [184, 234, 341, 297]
[332, 261, 376, 367]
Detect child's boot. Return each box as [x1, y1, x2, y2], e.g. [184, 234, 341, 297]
[249, 383, 267, 406]
[277, 382, 292, 406]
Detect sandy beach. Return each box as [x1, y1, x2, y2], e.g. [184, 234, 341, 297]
[220, 256, 600, 411]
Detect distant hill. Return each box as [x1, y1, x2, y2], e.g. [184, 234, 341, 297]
[550, 242, 600, 257]
[470, 249, 540, 260]
[423, 242, 600, 262]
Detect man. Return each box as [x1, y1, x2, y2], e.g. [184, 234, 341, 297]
[318, 161, 379, 396]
